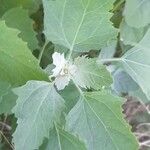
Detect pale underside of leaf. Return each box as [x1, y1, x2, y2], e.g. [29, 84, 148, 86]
[124, 0, 150, 28]
[120, 28, 150, 100]
[66, 91, 138, 150]
[102, 28, 150, 101]
[42, 125, 86, 150]
[73, 56, 112, 89]
[12, 81, 65, 150]
[43, 0, 118, 52]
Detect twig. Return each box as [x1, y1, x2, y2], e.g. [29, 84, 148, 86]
[0, 130, 14, 150]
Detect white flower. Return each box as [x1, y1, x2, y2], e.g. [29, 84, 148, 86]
[50, 52, 77, 90]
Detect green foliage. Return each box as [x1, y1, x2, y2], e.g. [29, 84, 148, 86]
[0, 81, 17, 114]
[124, 0, 150, 28]
[2, 7, 39, 51]
[112, 68, 139, 95]
[0, 0, 41, 17]
[73, 56, 112, 90]
[13, 81, 65, 150]
[41, 125, 86, 150]
[0, 21, 47, 86]
[66, 91, 138, 150]
[121, 28, 150, 100]
[120, 20, 148, 45]
[1, 0, 148, 149]
[43, 0, 118, 52]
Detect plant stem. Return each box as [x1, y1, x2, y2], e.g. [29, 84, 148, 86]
[1, 114, 8, 132]
[38, 40, 49, 65]
[101, 58, 122, 63]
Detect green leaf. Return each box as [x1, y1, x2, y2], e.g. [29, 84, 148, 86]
[0, 21, 47, 86]
[66, 91, 139, 150]
[112, 68, 139, 95]
[2, 7, 38, 51]
[43, 0, 118, 52]
[41, 125, 86, 150]
[120, 20, 148, 45]
[129, 87, 149, 103]
[124, 0, 150, 28]
[60, 82, 79, 113]
[73, 56, 112, 89]
[13, 81, 65, 150]
[0, 0, 41, 17]
[120, 28, 150, 101]
[99, 42, 117, 60]
[0, 81, 17, 114]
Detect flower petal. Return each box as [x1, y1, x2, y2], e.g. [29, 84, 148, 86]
[52, 52, 66, 67]
[55, 76, 70, 90]
[69, 64, 77, 75]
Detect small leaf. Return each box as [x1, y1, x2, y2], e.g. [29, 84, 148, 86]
[73, 56, 112, 89]
[0, 21, 48, 86]
[66, 91, 139, 150]
[124, 0, 150, 28]
[41, 125, 86, 150]
[43, 0, 118, 52]
[0, 81, 17, 114]
[3, 7, 39, 51]
[13, 81, 65, 150]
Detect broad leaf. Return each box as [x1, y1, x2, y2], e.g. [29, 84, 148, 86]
[102, 28, 150, 101]
[60, 83, 79, 113]
[129, 88, 149, 103]
[120, 20, 148, 45]
[73, 56, 112, 89]
[41, 125, 86, 150]
[0, 21, 47, 86]
[124, 0, 150, 28]
[0, 0, 41, 17]
[112, 68, 139, 95]
[120, 28, 150, 101]
[66, 91, 138, 150]
[0, 81, 17, 114]
[43, 0, 118, 52]
[3, 7, 38, 51]
[13, 81, 65, 150]
[99, 42, 117, 60]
